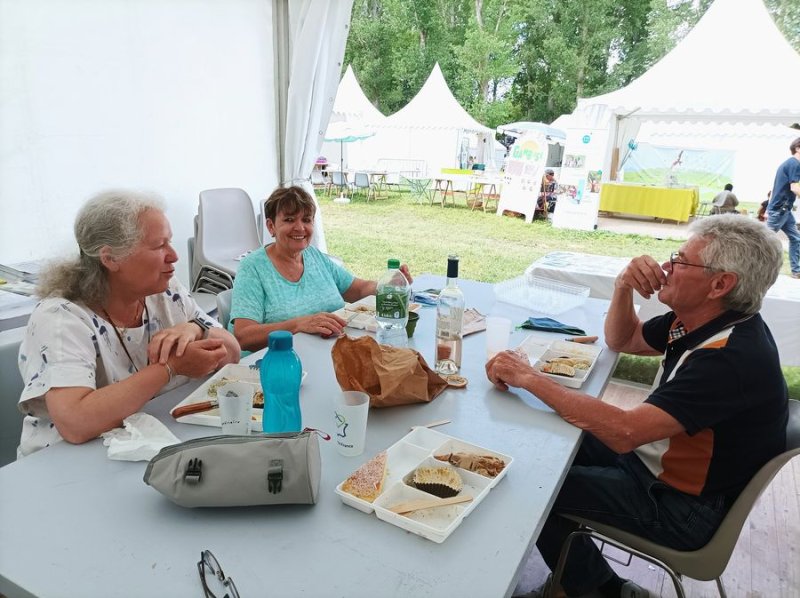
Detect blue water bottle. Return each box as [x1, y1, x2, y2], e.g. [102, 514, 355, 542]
[260, 331, 303, 433]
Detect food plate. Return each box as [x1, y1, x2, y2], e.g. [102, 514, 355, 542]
[335, 427, 513, 543]
[334, 296, 422, 332]
[171, 363, 307, 432]
[516, 337, 602, 389]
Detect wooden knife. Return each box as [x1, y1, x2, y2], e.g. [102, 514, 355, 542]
[388, 494, 473, 515]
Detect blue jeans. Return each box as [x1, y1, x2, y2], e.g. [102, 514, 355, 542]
[767, 208, 800, 274]
[536, 435, 730, 596]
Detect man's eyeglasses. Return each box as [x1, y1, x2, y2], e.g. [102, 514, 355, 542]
[669, 251, 714, 271]
[198, 550, 240, 598]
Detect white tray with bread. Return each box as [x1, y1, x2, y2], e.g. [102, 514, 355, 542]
[170, 363, 307, 432]
[335, 427, 513, 543]
[516, 337, 603, 389]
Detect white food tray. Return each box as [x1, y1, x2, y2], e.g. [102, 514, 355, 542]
[494, 275, 589, 315]
[334, 296, 421, 332]
[335, 427, 513, 543]
[516, 337, 603, 389]
[170, 362, 306, 432]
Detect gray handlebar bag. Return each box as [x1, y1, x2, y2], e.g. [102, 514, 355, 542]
[144, 431, 321, 507]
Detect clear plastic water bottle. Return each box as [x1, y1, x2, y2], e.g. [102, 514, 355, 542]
[435, 256, 465, 375]
[375, 258, 410, 348]
[260, 330, 303, 433]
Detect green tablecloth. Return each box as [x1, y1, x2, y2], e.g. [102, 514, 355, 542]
[599, 183, 700, 222]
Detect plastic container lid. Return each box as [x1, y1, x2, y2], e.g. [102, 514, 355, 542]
[387, 258, 400, 269]
[268, 330, 293, 350]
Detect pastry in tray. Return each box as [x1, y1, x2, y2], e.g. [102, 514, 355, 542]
[341, 451, 388, 503]
[411, 466, 463, 498]
[434, 452, 506, 478]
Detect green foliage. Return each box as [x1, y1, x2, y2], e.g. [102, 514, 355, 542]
[345, 0, 800, 126]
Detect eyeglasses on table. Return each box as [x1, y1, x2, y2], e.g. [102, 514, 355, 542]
[198, 550, 240, 598]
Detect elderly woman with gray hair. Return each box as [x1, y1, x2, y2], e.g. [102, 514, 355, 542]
[17, 190, 240, 457]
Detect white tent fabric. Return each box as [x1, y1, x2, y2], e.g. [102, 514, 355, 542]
[281, 0, 354, 253]
[319, 64, 386, 172]
[577, 0, 800, 124]
[372, 63, 494, 174]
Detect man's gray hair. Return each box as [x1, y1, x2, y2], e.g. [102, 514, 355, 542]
[690, 214, 783, 314]
[37, 190, 165, 303]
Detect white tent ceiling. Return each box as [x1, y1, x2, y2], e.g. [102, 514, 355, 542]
[577, 0, 800, 125]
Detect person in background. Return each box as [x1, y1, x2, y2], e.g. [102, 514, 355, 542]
[765, 136, 800, 278]
[538, 169, 558, 216]
[230, 185, 412, 352]
[488, 215, 787, 598]
[17, 190, 240, 457]
[711, 183, 739, 214]
[757, 191, 771, 222]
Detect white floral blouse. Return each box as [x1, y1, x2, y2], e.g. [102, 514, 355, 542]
[17, 279, 220, 457]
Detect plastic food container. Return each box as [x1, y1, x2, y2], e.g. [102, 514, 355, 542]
[493, 275, 590, 315]
[517, 337, 603, 389]
[335, 428, 513, 543]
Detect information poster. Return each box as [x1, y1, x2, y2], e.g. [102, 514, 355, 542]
[552, 128, 607, 231]
[496, 132, 547, 223]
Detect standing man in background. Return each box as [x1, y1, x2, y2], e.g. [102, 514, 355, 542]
[766, 137, 800, 278]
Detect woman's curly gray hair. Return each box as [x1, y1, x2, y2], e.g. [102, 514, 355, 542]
[37, 190, 165, 303]
[690, 214, 783, 314]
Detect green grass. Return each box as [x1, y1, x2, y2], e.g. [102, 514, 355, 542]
[320, 189, 799, 399]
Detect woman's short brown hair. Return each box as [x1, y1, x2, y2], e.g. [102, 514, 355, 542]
[264, 185, 316, 223]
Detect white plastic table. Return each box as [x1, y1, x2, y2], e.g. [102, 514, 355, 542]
[528, 251, 800, 366]
[0, 276, 619, 598]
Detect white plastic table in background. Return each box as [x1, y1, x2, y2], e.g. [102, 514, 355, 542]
[527, 251, 800, 366]
[0, 275, 618, 598]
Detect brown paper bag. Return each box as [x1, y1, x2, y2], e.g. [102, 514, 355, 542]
[331, 335, 448, 408]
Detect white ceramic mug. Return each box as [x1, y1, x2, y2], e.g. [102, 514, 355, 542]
[217, 381, 254, 435]
[333, 391, 370, 456]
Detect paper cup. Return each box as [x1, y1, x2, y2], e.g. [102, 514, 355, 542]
[405, 311, 420, 338]
[218, 381, 254, 435]
[333, 391, 370, 456]
[486, 316, 512, 359]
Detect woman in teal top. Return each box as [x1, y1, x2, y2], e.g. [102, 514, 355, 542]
[231, 185, 411, 352]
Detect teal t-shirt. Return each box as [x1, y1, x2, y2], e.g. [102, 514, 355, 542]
[230, 245, 355, 327]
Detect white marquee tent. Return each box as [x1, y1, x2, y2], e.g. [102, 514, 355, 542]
[0, 0, 355, 283]
[558, 0, 800, 200]
[319, 64, 387, 173]
[373, 63, 494, 175]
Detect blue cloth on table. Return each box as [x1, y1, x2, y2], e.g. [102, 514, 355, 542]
[520, 317, 585, 336]
[413, 291, 439, 306]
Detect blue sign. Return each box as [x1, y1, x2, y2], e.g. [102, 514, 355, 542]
[582, 135, 591, 144]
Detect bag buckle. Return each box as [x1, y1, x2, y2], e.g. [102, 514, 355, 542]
[184, 458, 202, 484]
[267, 459, 283, 494]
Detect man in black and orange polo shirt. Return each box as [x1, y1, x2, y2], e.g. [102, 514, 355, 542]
[487, 214, 788, 598]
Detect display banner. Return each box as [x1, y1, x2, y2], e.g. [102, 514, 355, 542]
[496, 132, 547, 223]
[551, 128, 607, 231]
[621, 142, 734, 203]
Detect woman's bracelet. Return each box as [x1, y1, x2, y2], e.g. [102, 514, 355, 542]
[161, 362, 175, 385]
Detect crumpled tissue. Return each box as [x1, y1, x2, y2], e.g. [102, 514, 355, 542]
[101, 413, 181, 461]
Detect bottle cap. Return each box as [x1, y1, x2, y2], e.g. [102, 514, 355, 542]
[387, 258, 400, 269]
[268, 330, 293, 351]
[446, 255, 459, 278]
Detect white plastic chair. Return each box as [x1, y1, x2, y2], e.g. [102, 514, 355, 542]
[215, 288, 233, 329]
[352, 172, 374, 201]
[192, 188, 261, 293]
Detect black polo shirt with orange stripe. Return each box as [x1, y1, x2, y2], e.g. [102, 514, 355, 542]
[635, 310, 788, 499]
